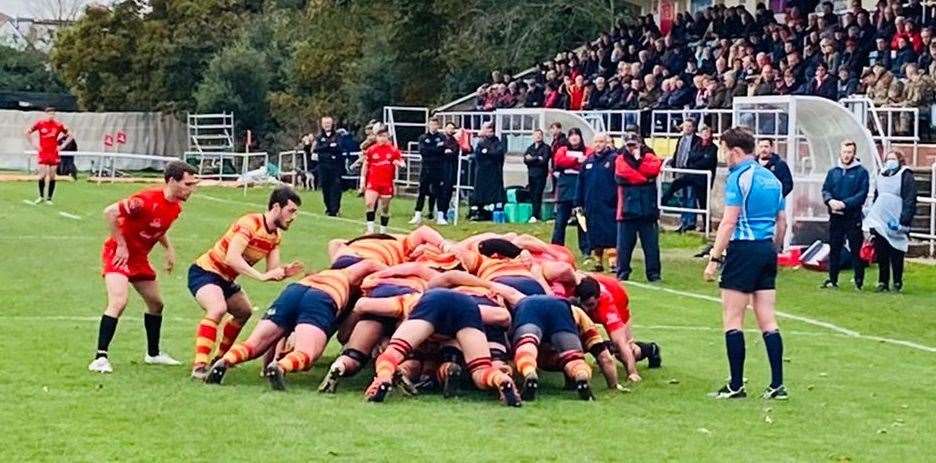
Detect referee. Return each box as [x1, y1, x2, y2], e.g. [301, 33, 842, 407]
[703, 127, 788, 400]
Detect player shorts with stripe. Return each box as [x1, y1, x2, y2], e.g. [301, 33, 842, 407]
[186, 263, 242, 299]
[511, 295, 579, 347]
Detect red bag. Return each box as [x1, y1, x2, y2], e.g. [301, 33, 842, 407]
[859, 239, 876, 264]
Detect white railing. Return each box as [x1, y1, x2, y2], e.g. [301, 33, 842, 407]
[650, 109, 733, 138]
[383, 106, 429, 150]
[185, 151, 269, 182]
[909, 162, 936, 256]
[570, 110, 642, 138]
[657, 166, 713, 237]
[434, 111, 495, 136]
[22, 150, 181, 179]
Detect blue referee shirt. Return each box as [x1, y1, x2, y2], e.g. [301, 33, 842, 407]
[724, 157, 785, 241]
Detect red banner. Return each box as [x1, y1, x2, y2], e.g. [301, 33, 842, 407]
[659, 0, 674, 36]
[103, 134, 114, 147]
[116, 131, 127, 144]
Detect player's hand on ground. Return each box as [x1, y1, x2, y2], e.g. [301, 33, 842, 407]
[627, 372, 642, 383]
[703, 261, 718, 282]
[283, 261, 304, 278]
[112, 243, 129, 268]
[264, 267, 287, 281]
[614, 383, 632, 392]
[164, 248, 176, 273]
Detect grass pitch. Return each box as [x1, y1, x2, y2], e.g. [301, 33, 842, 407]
[0, 181, 933, 462]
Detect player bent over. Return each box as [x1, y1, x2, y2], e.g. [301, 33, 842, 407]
[89, 161, 199, 373]
[188, 186, 305, 379]
[363, 288, 521, 407]
[360, 126, 404, 233]
[204, 260, 382, 390]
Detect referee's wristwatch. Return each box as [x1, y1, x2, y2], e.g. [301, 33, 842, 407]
[709, 255, 724, 264]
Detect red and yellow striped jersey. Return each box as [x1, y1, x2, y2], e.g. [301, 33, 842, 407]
[195, 213, 281, 281]
[395, 293, 422, 319]
[410, 244, 462, 270]
[571, 306, 604, 351]
[460, 251, 535, 281]
[335, 235, 417, 267]
[361, 273, 429, 295]
[298, 269, 353, 312]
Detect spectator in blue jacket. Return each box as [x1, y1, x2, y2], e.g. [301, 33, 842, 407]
[820, 140, 870, 290]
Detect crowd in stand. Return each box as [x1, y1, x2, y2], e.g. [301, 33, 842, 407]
[473, 1, 936, 134]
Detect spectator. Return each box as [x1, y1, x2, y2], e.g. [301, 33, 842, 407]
[837, 68, 860, 99]
[867, 63, 897, 105]
[524, 129, 551, 223]
[614, 133, 662, 282]
[468, 122, 506, 221]
[313, 116, 344, 217]
[576, 133, 619, 269]
[779, 68, 807, 94]
[662, 119, 702, 232]
[868, 38, 893, 70]
[863, 150, 917, 292]
[751, 64, 778, 95]
[897, 63, 934, 134]
[411, 117, 447, 225]
[524, 79, 545, 108]
[820, 140, 870, 290]
[927, 43, 936, 80]
[438, 122, 466, 220]
[756, 138, 794, 198]
[808, 62, 838, 100]
[601, 77, 623, 109]
[551, 128, 590, 256]
[566, 75, 586, 110]
[839, 39, 864, 75]
[685, 125, 719, 229]
[586, 77, 608, 110]
[892, 37, 919, 76]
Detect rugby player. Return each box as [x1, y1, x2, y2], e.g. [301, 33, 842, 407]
[25, 107, 71, 205]
[88, 161, 199, 373]
[188, 186, 305, 379]
[362, 287, 520, 406]
[360, 126, 404, 233]
[572, 275, 661, 383]
[204, 259, 384, 389]
[327, 225, 446, 269]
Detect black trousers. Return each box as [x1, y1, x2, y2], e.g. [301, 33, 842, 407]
[415, 163, 444, 213]
[528, 173, 547, 220]
[318, 161, 343, 216]
[616, 219, 661, 281]
[828, 217, 865, 285]
[871, 229, 905, 287]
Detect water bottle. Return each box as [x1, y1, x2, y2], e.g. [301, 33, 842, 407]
[493, 211, 506, 224]
[447, 208, 455, 223]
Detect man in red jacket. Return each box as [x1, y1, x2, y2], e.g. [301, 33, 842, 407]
[614, 133, 663, 282]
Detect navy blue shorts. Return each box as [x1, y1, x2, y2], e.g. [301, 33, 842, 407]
[512, 295, 577, 339]
[187, 264, 242, 299]
[493, 276, 546, 296]
[331, 255, 363, 269]
[263, 284, 338, 336]
[369, 283, 415, 298]
[720, 240, 778, 293]
[408, 288, 483, 337]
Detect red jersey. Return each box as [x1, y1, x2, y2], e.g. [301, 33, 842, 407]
[364, 143, 401, 188]
[590, 273, 631, 334]
[106, 186, 183, 255]
[31, 119, 66, 159]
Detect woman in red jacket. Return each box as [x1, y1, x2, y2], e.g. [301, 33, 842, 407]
[550, 128, 591, 257]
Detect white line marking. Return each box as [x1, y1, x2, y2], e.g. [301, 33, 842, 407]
[58, 211, 82, 220]
[197, 193, 409, 233]
[633, 324, 828, 337]
[626, 281, 936, 353]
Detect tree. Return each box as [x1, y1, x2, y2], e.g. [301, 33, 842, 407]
[0, 44, 65, 92]
[195, 40, 271, 141]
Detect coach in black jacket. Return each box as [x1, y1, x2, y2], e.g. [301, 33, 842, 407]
[314, 116, 344, 216]
[756, 139, 794, 197]
[412, 117, 447, 224]
[524, 129, 551, 221]
[820, 140, 870, 289]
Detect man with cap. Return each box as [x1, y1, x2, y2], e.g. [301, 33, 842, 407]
[614, 132, 662, 282]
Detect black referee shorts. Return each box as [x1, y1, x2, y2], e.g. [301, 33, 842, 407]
[720, 239, 778, 293]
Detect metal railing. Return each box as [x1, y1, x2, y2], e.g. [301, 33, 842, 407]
[570, 110, 642, 138]
[434, 111, 495, 136]
[909, 161, 936, 256]
[185, 151, 269, 181]
[657, 166, 713, 237]
[650, 109, 733, 138]
[23, 150, 179, 183]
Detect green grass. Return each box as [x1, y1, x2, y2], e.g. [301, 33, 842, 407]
[0, 181, 934, 462]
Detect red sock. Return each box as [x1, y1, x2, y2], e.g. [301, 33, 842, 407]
[374, 338, 412, 380]
[193, 318, 218, 366]
[217, 318, 245, 356]
[222, 343, 255, 366]
[277, 351, 312, 373]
